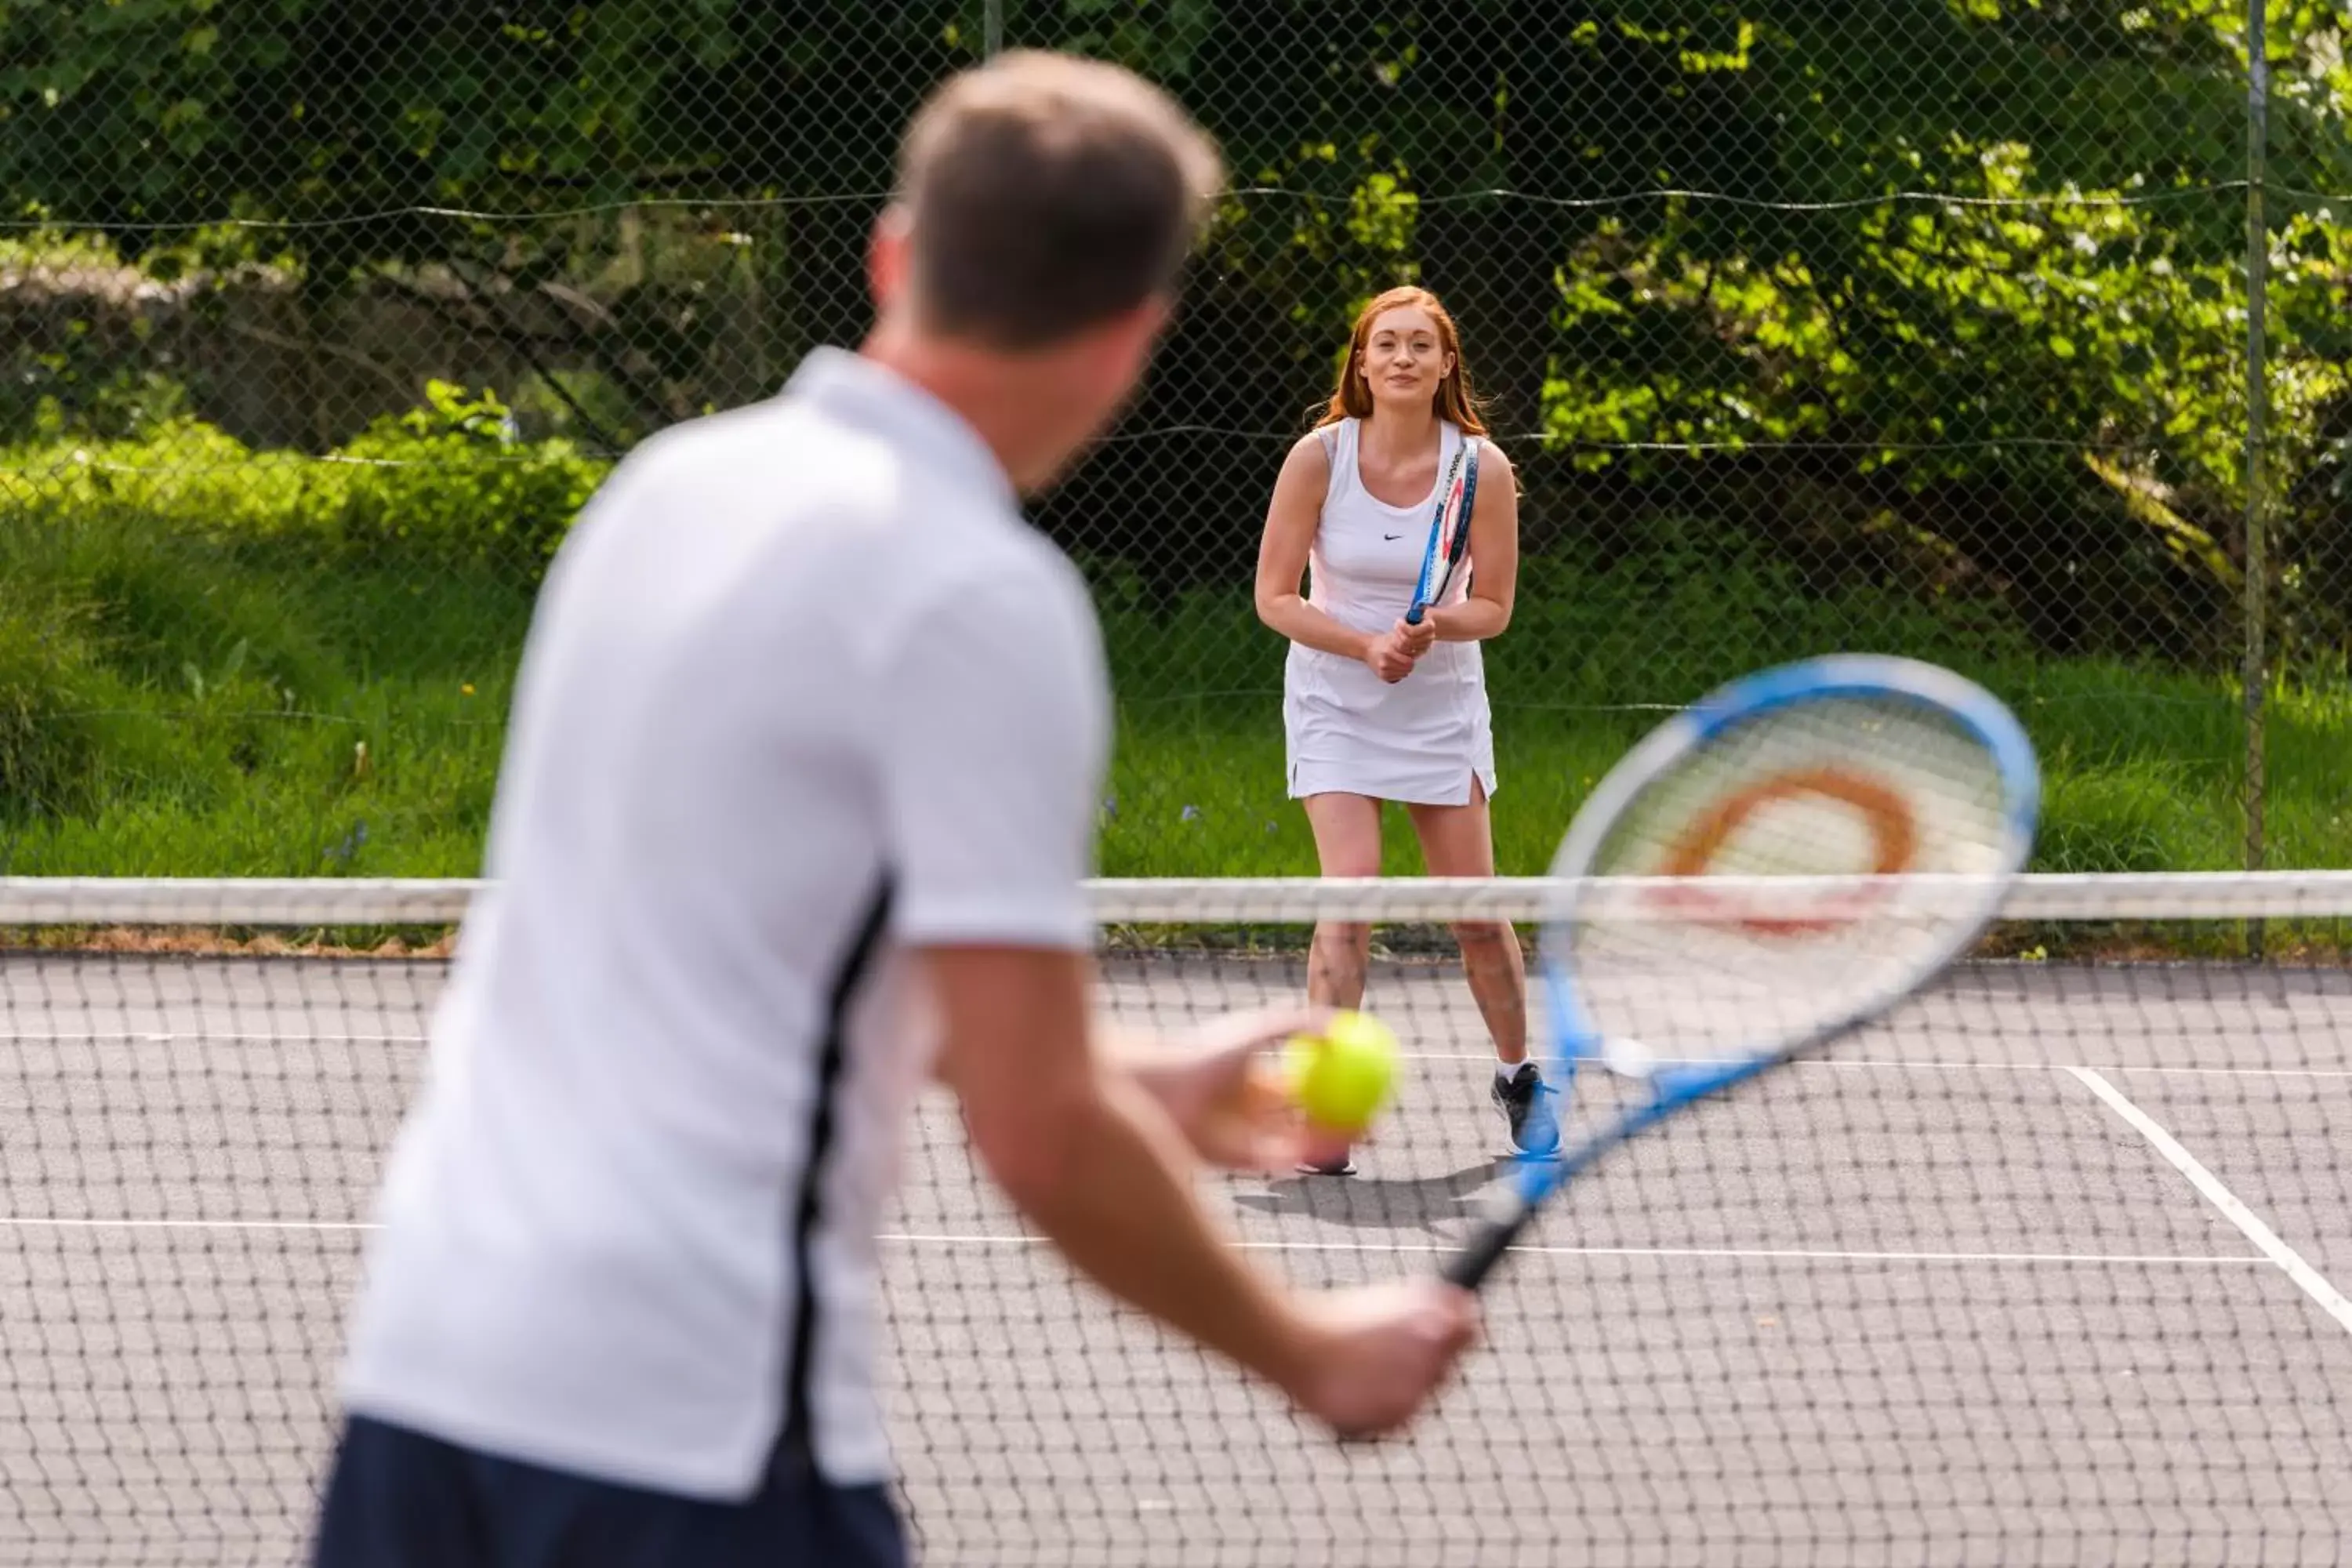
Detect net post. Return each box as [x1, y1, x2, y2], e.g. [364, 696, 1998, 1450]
[2241, 0, 2270, 958]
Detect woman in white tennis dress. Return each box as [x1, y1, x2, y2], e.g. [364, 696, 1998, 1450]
[1254, 285, 1559, 1174]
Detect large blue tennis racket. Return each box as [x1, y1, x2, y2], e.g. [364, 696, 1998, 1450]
[1443, 654, 2041, 1289]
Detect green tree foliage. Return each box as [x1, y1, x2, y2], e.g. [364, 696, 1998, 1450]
[3, 0, 2347, 669]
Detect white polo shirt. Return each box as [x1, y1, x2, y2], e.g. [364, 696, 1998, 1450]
[337, 348, 1109, 1499]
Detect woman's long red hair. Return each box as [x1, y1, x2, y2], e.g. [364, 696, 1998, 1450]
[1313, 285, 1490, 434]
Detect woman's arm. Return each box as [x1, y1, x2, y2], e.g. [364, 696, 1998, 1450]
[1423, 440, 1518, 644]
[1254, 433, 1419, 681]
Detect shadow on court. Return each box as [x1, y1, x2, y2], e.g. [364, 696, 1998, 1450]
[1235, 1157, 1508, 1229]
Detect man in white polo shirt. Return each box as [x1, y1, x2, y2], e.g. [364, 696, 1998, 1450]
[310, 49, 1476, 1568]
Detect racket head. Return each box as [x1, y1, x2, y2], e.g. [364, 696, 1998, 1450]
[1536, 655, 2038, 1087]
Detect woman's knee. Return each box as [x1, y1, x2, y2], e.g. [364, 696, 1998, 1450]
[1308, 826, 1382, 880]
[1318, 847, 1382, 879]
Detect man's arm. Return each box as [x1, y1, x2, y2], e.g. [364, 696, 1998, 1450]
[927, 944, 1474, 1438]
[929, 947, 1311, 1393]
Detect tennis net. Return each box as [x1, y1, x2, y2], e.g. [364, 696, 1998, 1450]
[4, 873, 2352, 1566]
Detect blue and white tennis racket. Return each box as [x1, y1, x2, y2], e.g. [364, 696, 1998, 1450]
[1405, 439, 1479, 626]
[1443, 654, 2040, 1290]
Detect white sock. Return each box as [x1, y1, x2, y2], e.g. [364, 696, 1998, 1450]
[1497, 1061, 1530, 1086]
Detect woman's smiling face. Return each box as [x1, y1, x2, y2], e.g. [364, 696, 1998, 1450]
[1357, 304, 1453, 416]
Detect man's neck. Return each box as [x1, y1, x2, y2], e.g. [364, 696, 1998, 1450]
[860, 321, 1047, 492]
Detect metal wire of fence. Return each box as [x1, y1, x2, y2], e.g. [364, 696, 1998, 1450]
[1, 2, 2347, 883]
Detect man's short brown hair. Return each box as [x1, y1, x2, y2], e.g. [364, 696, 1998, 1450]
[895, 51, 1224, 350]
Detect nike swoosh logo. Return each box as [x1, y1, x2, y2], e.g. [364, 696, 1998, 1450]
[1383, 533, 1402, 540]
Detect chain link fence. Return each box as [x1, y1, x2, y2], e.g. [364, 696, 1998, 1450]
[2, 2, 2347, 882]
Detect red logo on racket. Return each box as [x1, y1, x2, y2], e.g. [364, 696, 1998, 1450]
[1643, 766, 1919, 936]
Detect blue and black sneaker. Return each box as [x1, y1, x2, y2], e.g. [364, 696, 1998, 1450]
[1491, 1062, 1560, 1156]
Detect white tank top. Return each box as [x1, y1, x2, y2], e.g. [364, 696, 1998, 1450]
[1306, 416, 1475, 634]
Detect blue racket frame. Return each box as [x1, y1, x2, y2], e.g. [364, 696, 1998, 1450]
[1405, 440, 1479, 626]
[1443, 654, 2041, 1290]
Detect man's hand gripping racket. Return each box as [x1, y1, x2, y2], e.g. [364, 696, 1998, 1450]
[1441, 654, 2042, 1290]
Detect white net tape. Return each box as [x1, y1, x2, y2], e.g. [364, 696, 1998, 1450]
[7, 872, 2352, 928]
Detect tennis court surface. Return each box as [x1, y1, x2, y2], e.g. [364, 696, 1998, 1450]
[3, 874, 2351, 1566]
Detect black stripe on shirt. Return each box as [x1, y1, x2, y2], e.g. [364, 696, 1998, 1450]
[780, 874, 894, 1471]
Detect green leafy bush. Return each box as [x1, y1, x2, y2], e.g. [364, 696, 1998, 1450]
[0, 400, 573, 869]
[8, 384, 610, 582]
[322, 383, 609, 579]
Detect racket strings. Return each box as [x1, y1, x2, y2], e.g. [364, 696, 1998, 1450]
[1554, 697, 2016, 1065]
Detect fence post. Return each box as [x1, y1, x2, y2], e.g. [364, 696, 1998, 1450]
[985, 0, 1003, 57]
[2241, 0, 2270, 948]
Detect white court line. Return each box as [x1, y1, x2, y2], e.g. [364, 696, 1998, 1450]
[2064, 1065, 2352, 1338]
[2072, 1065, 2352, 1080]
[1802, 1058, 2352, 1080]
[1282, 1050, 2352, 1080]
[0, 1213, 2263, 1268]
[882, 1231, 2263, 1267]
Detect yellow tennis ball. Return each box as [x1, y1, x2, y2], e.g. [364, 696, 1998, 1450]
[1285, 1011, 1399, 1134]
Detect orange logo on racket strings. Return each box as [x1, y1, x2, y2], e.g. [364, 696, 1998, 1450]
[1645, 766, 1918, 937]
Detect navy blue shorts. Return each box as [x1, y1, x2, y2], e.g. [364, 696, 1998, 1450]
[310, 1415, 907, 1568]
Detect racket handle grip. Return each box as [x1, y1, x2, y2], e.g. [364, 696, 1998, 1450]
[1442, 1203, 1531, 1290]
[1403, 604, 1428, 626]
